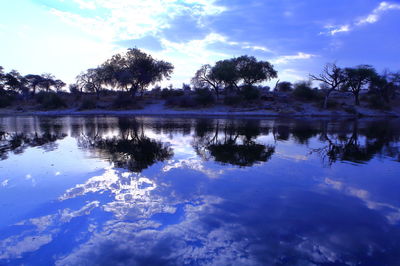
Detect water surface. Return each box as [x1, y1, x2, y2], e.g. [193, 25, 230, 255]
[0, 116, 399, 265]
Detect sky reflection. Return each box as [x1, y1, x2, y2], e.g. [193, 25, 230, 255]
[0, 116, 400, 265]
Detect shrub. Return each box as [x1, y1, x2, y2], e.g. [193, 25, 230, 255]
[293, 81, 321, 101]
[194, 88, 215, 106]
[224, 94, 243, 106]
[161, 88, 184, 99]
[0, 91, 15, 108]
[79, 97, 97, 110]
[240, 85, 260, 101]
[276, 81, 293, 92]
[36, 92, 67, 109]
[112, 93, 142, 109]
[367, 94, 391, 110]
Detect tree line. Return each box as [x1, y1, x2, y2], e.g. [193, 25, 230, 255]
[1, 48, 399, 110]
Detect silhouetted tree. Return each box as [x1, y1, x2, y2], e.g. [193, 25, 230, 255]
[343, 65, 377, 105]
[76, 68, 104, 98]
[235, 55, 277, 86]
[25, 74, 44, 96]
[38, 73, 56, 92]
[191, 64, 222, 98]
[101, 48, 174, 98]
[310, 63, 346, 109]
[212, 58, 240, 92]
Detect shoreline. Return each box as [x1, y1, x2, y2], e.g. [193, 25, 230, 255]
[0, 107, 398, 118]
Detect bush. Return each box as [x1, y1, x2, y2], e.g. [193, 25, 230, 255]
[161, 88, 184, 99]
[194, 88, 215, 106]
[0, 91, 15, 108]
[276, 81, 293, 92]
[36, 92, 67, 109]
[224, 94, 243, 106]
[79, 97, 97, 110]
[343, 105, 357, 114]
[240, 85, 260, 101]
[293, 82, 321, 101]
[112, 93, 142, 109]
[367, 94, 391, 110]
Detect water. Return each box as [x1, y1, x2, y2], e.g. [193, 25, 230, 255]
[0, 116, 399, 265]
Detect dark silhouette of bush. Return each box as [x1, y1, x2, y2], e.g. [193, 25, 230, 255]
[35, 92, 67, 109]
[112, 93, 142, 109]
[240, 85, 260, 101]
[366, 94, 391, 110]
[160, 88, 184, 99]
[276, 81, 293, 92]
[224, 94, 243, 106]
[0, 91, 15, 108]
[293, 81, 321, 101]
[79, 97, 97, 110]
[194, 88, 215, 106]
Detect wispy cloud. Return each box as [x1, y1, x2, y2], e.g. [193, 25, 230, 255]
[271, 52, 315, 64]
[356, 1, 400, 25]
[50, 0, 226, 41]
[321, 1, 400, 36]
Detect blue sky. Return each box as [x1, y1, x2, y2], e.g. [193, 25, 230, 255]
[0, 0, 399, 87]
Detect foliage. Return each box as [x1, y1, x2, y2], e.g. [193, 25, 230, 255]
[100, 48, 174, 97]
[224, 94, 243, 106]
[160, 88, 184, 99]
[191, 64, 222, 97]
[194, 88, 215, 106]
[343, 65, 377, 105]
[235, 55, 277, 86]
[36, 92, 67, 109]
[276, 81, 293, 92]
[79, 97, 97, 110]
[240, 85, 260, 101]
[293, 81, 320, 101]
[112, 93, 142, 109]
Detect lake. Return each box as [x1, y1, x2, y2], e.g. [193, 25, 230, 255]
[0, 116, 399, 265]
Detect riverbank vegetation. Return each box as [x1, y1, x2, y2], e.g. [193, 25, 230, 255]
[1, 48, 399, 115]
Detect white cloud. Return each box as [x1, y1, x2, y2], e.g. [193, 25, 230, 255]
[242, 45, 272, 53]
[325, 25, 351, 36]
[50, 0, 226, 41]
[272, 52, 315, 64]
[356, 1, 400, 25]
[322, 1, 400, 36]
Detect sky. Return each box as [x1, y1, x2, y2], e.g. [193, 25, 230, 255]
[0, 0, 399, 88]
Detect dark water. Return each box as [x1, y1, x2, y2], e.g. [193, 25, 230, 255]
[0, 116, 400, 266]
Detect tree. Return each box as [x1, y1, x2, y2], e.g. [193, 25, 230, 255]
[310, 63, 346, 109]
[101, 48, 174, 97]
[38, 73, 56, 92]
[276, 81, 293, 92]
[4, 70, 26, 93]
[369, 71, 399, 103]
[343, 65, 377, 105]
[25, 74, 44, 96]
[235, 55, 277, 86]
[212, 58, 240, 92]
[76, 68, 104, 98]
[191, 64, 222, 98]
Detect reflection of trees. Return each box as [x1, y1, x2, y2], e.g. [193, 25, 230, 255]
[0, 131, 66, 160]
[78, 118, 173, 172]
[193, 120, 275, 167]
[311, 120, 400, 165]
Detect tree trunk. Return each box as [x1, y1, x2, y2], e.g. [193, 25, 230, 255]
[323, 89, 333, 109]
[354, 91, 360, 106]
